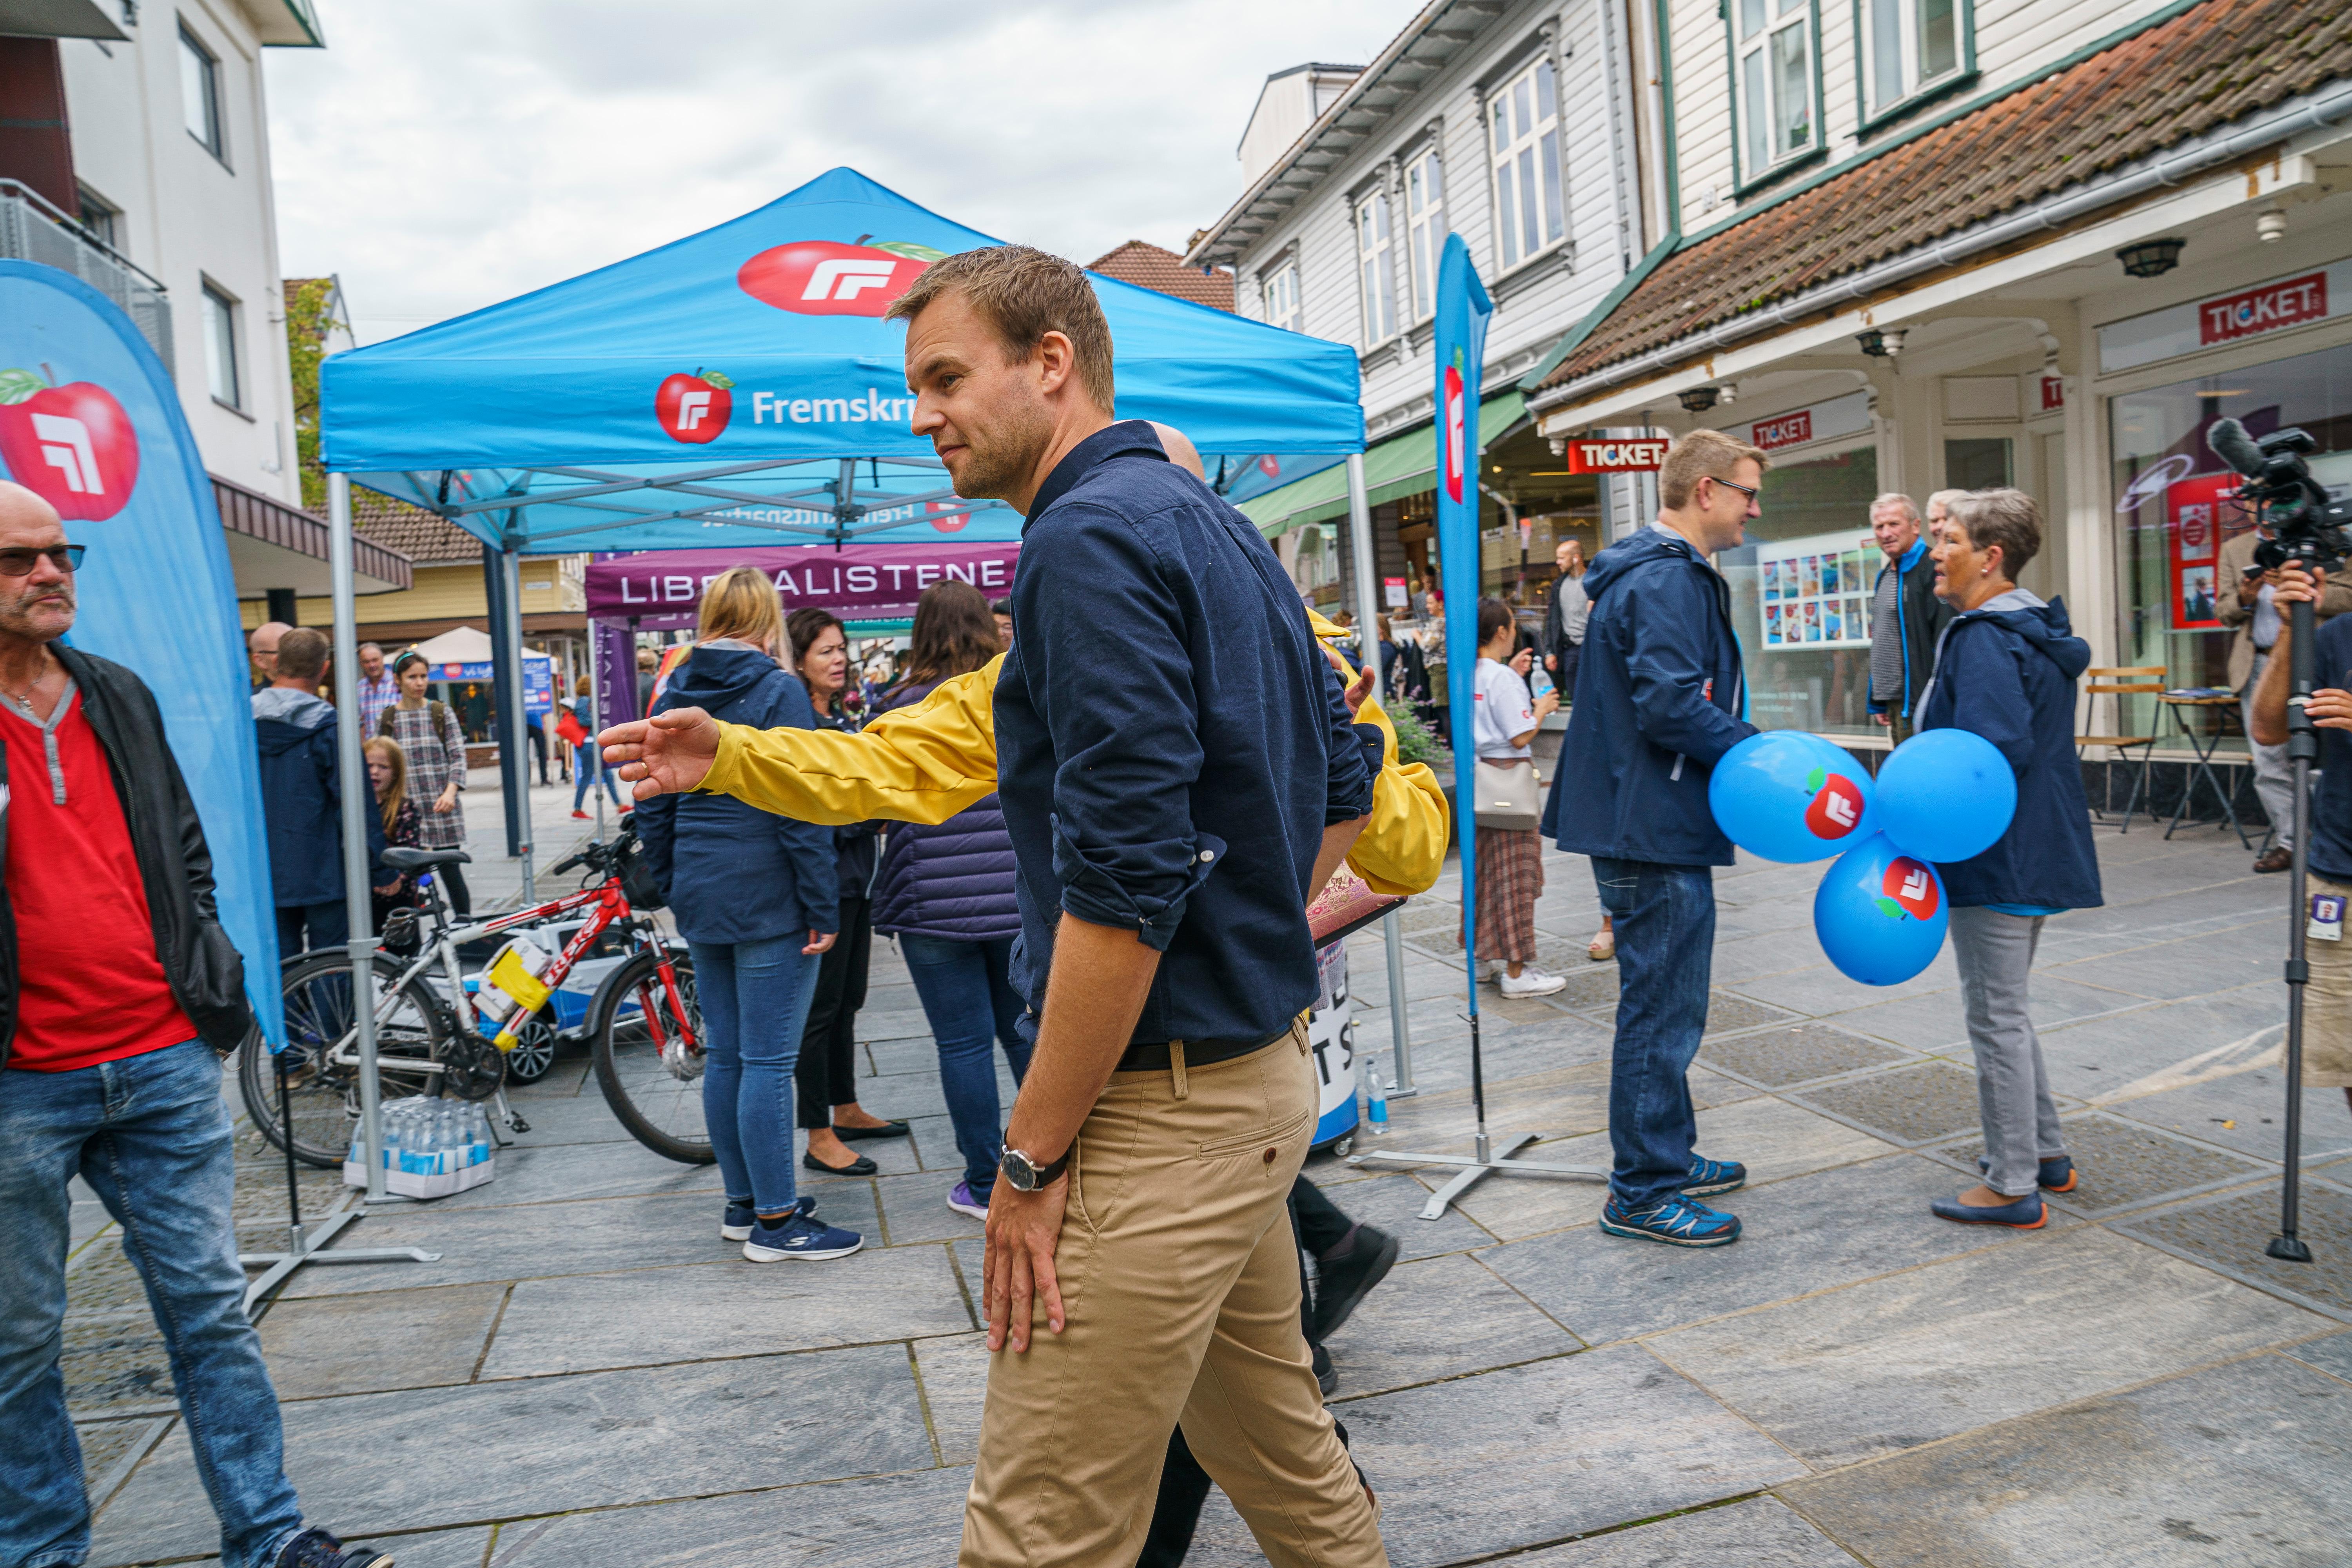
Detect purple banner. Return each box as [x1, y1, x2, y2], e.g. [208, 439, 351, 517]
[586, 542, 1020, 627]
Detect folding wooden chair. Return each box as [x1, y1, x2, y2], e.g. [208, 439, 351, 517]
[2077, 666, 2165, 830]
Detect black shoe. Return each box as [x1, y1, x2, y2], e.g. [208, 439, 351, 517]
[1310, 1224, 1401, 1342]
[836, 1120, 911, 1142]
[1312, 1339, 1337, 1395]
[803, 1149, 878, 1176]
[277, 1528, 394, 1568]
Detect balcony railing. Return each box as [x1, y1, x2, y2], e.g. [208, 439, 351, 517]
[0, 180, 174, 380]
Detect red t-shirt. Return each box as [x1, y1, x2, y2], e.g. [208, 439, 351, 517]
[3, 691, 196, 1072]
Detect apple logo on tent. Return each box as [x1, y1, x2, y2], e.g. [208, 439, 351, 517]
[739, 237, 946, 318]
[657, 370, 733, 444]
[0, 368, 140, 521]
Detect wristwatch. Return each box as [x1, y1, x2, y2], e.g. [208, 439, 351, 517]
[999, 1144, 1071, 1191]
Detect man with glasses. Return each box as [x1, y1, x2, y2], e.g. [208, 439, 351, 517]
[0, 481, 393, 1568]
[1552, 430, 1766, 1248]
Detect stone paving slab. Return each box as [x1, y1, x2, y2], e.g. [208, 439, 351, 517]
[479, 1246, 971, 1379]
[467, 1465, 973, 1565]
[176, 1524, 494, 1568]
[2116, 1182, 2352, 1319]
[1488, 1155, 2046, 1346]
[1323, 1171, 1500, 1260]
[2282, 1328, 2352, 1380]
[434, 1136, 723, 1210]
[2042, 933, 2276, 1002]
[257, 1283, 508, 1400]
[1647, 1228, 2327, 1469]
[2101, 1069, 2352, 1164]
[874, 1170, 987, 1247]
[1505, 1495, 1863, 1566]
[61, 1312, 173, 1415]
[1183, 1347, 1807, 1568]
[1822, 974, 2129, 1055]
[1325, 1252, 1580, 1396]
[89, 1346, 935, 1564]
[913, 1332, 989, 1467]
[1697, 1024, 1914, 1087]
[1778, 1352, 2352, 1566]
[1938, 1112, 2270, 1216]
[1790, 1060, 1992, 1147]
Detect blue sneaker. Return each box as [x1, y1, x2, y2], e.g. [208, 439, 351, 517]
[724, 1195, 811, 1242]
[743, 1209, 862, 1262]
[1680, 1155, 1747, 1196]
[1599, 1193, 1742, 1247]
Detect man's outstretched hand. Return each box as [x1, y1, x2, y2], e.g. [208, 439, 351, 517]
[599, 707, 722, 799]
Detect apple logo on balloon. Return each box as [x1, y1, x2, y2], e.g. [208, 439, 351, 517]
[1802, 769, 1866, 842]
[739, 236, 946, 318]
[1876, 856, 1941, 922]
[0, 368, 140, 521]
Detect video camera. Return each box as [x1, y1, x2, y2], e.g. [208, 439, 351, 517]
[2207, 416, 2352, 571]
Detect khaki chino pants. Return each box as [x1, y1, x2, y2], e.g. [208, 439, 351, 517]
[960, 1025, 1387, 1568]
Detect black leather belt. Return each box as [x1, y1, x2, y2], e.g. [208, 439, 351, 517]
[1116, 1026, 1292, 1074]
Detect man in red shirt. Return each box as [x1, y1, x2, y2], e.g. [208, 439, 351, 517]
[0, 481, 390, 1568]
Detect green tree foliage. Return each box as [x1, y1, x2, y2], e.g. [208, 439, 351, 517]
[283, 277, 337, 512]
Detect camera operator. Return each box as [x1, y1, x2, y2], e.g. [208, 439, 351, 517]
[2249, 559, 2352, 1117]
[2223, 523, 2352, 873]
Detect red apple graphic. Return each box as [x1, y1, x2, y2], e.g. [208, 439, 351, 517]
[1802, 772, 1865, 841]
[0, 370, 139, 521]
[927, 500, 968, 534]
[738, 238, 945, 318]
[1442, 362, 1466, 503]
[1878, 856, 1941, 921]
[655, 369, 733, 445]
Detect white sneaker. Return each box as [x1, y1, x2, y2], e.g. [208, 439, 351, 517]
[1498, 966, 1567, 998]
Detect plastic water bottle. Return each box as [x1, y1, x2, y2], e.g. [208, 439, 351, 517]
[470, 1104, 491, 1168]
[1367, 1056, 1389, 1133]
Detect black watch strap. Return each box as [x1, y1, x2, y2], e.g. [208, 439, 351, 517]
[1004, 1144, 1071, 1190]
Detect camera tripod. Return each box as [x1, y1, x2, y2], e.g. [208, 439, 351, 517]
[2270, 582, 2321, 1265]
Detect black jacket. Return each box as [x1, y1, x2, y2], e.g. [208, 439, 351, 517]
[1868, 539, 1951, 722]
[1, 648, 254, 1067]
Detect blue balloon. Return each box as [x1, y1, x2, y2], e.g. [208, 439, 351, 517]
[1709, 731, 1878, 863]
[1813, 833, 1950, 985]
[1875, 728, 2018, 863]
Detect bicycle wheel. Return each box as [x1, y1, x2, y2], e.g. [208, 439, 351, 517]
[589, 947, 712, 1164]
[241, 949, 448, 1168]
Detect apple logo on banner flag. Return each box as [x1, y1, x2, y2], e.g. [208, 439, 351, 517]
[1877, 855, 1941, 922]
[739, 238, 947, 317]
[0, 367, 139, 520]
[656, 369, 734, 444]
[1443, 349, 1466, 504]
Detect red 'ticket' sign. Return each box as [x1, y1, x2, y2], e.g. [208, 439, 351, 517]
[2200, 272, 2328, 346]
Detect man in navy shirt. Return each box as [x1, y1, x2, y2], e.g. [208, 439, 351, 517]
[602, 247, 1387, 1566]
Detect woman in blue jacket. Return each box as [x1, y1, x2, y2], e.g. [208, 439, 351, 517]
[633, 569, 859, 1263]
[868, 581, 1032, 1219]
[1917, 490, 2102, 1230]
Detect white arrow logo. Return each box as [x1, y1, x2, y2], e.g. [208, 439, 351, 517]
[31, 413, 99, 495]
[803, 259, 899, 302]
[1824, 791, 1856, 828]
[1900, 866, 1929, 903]
[676, 390, 712, 431]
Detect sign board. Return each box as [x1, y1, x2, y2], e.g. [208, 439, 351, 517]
[586, 540, 1020, 626]
[1384, 575, 1409, 608]
[1733, 390, 1872, 455]
[2098, 257, 2352, 374]
[2165, 472, 2241, 629]
[1757, 528, 1879, 651]
[2039, 375, 2065, 413]
[1564, 437, 1668, 474]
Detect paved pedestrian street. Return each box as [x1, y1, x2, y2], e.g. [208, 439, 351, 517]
[63, 826, 2352, 1566]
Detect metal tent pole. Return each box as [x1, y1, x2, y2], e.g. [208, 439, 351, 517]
[504, 548, 534, 900]
[240, 473, 439, 1313]
[1345, 452, 1418, 1098]
[588, 619, 608, 840]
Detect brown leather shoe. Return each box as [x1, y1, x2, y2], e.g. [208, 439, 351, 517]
[2254, 846, 2292, 873]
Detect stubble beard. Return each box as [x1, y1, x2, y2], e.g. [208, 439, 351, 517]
[0, 578, 74, 646]
[948, 401, 1055, 503]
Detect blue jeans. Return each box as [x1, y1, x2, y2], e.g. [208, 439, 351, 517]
[0, 1041, 304, 1568]
[899, 933, 1031, 1195]
[573, 742, 621, 810]
[691, 938, 821, 1217]
[1592, 857, 1717, 1210]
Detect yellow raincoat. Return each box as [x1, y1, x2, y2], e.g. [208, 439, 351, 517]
[696, 610, 1448, 896]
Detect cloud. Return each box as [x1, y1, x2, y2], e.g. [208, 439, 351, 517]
[267, 0, 1415, 342]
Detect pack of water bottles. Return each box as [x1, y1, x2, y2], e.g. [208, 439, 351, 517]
[341, 1096, 498, 1198]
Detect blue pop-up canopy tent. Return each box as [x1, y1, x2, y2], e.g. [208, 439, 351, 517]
[315, 167, 1416, 1194]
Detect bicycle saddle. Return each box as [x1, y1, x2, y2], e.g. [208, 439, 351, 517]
[382, 847, 474, 869]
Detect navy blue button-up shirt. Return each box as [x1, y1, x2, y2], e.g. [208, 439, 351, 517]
[995, 422, 1374, 1044]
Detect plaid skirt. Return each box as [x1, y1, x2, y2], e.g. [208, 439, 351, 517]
[1462, 826, 1544, 964]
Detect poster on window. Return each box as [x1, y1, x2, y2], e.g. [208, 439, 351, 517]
[2166, 472, 2239, 629]
[1757, 529, 1877, 649]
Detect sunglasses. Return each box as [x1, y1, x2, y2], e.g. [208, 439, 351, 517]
[0, 544, 85, 577]
[1710, 477, 1760, 504]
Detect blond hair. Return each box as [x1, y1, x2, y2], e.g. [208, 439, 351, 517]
[1659, 429, 1770, 509]
[363, 736, 408, 836]
[695, 566, 784, 652]
[887, 245, 1116, 417]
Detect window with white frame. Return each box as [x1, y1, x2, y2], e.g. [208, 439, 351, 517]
[1488, 58, 1563, 272]
[1261, 261, 1301, 333]
[201, 283, 241, 409]
[1734, 0, 1817, 178]
[1354, 189, 1398, 346]
[1405, 147, 1446, 321]
[179, 25, 225, 162]
[1862, 0, 1964, 118]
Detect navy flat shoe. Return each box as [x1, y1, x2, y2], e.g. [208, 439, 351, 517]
[1931, 1191, 2046, 1228]
[1977, 1154, 2076, 1192]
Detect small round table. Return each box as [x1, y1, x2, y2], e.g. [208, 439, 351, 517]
[2157, 692, 2254, 849]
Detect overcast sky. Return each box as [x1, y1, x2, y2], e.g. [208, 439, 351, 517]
[267, 0, 1420, 344]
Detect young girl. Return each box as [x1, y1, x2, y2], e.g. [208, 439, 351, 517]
[364, 736, 422, 926]
[1469, 597, 1563, 996]
[377, 652, 474, 916]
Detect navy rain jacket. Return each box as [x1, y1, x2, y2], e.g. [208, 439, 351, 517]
[996, 421, 1374, 1045]
[868, 677, 1020, 943]
[633, 642, 840, 944]
[253, 687, 382, 907]
[1552, 525, 1758, 866]
[1915, 590, 2103, 910]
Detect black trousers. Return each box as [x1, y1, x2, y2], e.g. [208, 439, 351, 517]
[1136, 1178, 1350, 1568]
[795, 896, 871, 1129]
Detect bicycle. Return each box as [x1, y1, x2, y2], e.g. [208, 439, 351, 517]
[242, 822, 711, 1169]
